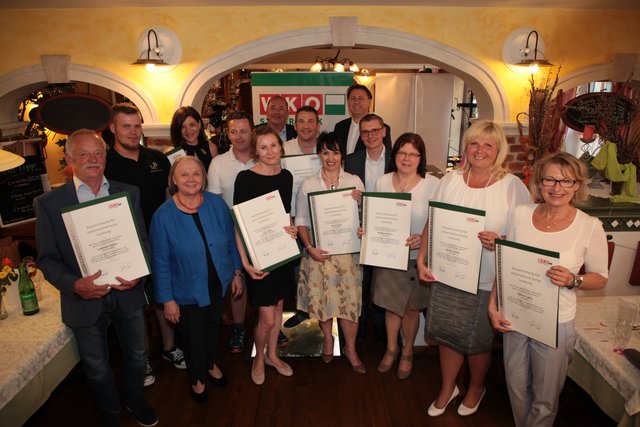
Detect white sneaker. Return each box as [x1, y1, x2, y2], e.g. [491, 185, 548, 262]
[144, 360, 155, 387]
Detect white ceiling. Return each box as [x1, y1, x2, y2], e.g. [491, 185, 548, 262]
[1, 0, 638, 8]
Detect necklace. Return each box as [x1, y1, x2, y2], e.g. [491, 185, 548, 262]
[462, 169, 495, 207]
[538, 205, 574, 230]
[394, 173, 419, 192]
[322, 170, 339, 190]
[176, 192, 203, 213]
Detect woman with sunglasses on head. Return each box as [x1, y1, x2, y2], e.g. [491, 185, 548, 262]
[488, 152, 608, 427]
[370, 133, 439, 380]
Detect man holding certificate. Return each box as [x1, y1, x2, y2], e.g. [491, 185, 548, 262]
[34, 130, 157, 427]
[417, 120, 529, 417]
[488, 153, 608, 427]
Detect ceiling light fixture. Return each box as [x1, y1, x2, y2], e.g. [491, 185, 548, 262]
[310, 49, 361, 74]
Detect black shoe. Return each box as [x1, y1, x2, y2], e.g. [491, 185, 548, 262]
[283, 311, 309, 328]
[209, 372, 228, 388]
[191, 387, 208, 404]
[126, 400, 158, 427]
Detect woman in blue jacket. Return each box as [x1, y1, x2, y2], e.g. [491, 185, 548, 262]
[151, 156, 242, 403]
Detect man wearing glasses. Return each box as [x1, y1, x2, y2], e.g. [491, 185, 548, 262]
[334, 84, 392, 155]
[345, 113, 393, 343]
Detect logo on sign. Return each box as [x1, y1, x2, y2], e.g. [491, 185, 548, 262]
[259, 94, 325, 115]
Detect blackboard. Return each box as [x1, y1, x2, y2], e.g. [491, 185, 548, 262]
[561, 92, 635, 132]
[0, 155, 47, 227]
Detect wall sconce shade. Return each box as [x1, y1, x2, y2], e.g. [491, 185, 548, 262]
[503, 28, 553, 73]
[516, 30, 553, 70]
[132, 29, 169, 67]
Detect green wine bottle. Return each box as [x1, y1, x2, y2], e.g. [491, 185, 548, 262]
[18, 262, 39, 316]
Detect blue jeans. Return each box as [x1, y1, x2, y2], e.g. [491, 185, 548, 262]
[71, 293, 147, 416]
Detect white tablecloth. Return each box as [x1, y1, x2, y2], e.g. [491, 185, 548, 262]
[572, 296, 640, 418]
[0, 279, 79, 424]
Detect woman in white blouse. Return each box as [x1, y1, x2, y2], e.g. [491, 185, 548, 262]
[417, 120, 530, 417]
[488, 152, 608, 427]
[370, 133, 439, 379]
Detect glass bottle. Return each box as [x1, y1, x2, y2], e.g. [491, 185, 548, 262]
[18, 262, 39, 316]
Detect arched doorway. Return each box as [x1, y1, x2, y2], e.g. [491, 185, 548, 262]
[179, 26, 510, 123]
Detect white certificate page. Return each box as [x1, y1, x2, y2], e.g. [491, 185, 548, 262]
[495, 239, 560, 348]
[427, 201, 486, 294]
[61, 193, 150, 286]
[309, 188, 360, 255]
[281, 154, 321, 214]
[359, 192, 411, 270]
[232, 190, 301, 272]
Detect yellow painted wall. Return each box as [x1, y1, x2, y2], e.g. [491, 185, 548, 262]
[1, 6, 639, 122]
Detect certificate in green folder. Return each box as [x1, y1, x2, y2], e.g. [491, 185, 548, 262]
[495, 238, 560, 348]
[61, 192, 150, 286]
[308, 187, 360, 255]
[360, 192, 412, 270]
[231, 190, 301, 272]
[427, 201, 486, 294]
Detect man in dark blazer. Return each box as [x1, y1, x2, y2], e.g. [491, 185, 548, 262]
[334, 84, 392, 155]
[344, 113, 393, 343]
[34, 129, 157, 427]
[256, 95, 296, 142]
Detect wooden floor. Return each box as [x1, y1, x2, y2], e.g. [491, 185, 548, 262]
[25, 312, 616, 427]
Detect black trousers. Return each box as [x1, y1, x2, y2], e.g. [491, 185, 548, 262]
[177, 282, 223, 387]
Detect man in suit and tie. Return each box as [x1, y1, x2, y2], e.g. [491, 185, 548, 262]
[345, 113, 393, 343]
[35, 129, 157, 427]
[334, 84, 392, 155]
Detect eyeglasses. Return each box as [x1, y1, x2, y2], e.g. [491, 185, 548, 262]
[541, 177, 577, 188]
[396, 151, 421, 159]
[360, 128, 383, 138]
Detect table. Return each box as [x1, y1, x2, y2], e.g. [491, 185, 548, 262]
[569, 296, 640, 427]
[0, 279, 79, 426]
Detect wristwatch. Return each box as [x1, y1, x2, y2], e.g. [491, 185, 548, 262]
[567, 274, 583, 290]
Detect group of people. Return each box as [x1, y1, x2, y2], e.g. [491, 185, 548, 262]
[34, 83, 608, 427]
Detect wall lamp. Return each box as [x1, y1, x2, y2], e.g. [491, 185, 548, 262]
[132, 29, 168, 70]
[131, 27, 182, 72]
[0, 147, 25, 172]
[503, 28, 553, 74]
[516, 30, 553, 73]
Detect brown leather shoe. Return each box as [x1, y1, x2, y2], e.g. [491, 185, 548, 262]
[397, 354, 413, 379]
[377, 349, 398, 373]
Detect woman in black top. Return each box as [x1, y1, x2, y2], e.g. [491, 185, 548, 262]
[170, 106, 218, 170]
[233, 126, 298, 385]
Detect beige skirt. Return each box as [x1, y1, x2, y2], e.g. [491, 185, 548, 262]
[296, 253, 362, 322]
[371, 260, 430, 316]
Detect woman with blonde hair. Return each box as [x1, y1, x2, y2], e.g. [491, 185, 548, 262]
[488, 152, 607, 427]
[417, 120, 530, 417]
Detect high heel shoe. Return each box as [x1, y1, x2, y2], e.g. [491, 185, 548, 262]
[343, 348, 366, 374]
[457, 388, 486, 416]
[190, 386, 208, 404]
[251, 358, 265, 385]
[427, 385, 459, 417]
[322, 336, 335, 364]
[208, 371, 228, 388]
[264, 355, 293, 377]
[377, 349, 398, 373]
[397, 354, 413, 380]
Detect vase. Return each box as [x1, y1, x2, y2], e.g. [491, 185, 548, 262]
[0, 292, 7, 320]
